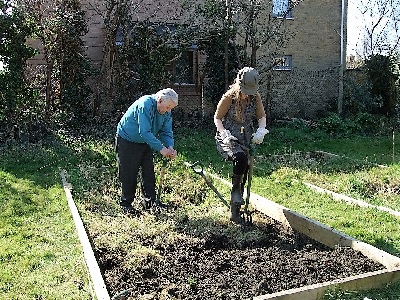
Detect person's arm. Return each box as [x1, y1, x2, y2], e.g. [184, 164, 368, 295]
[214, 94, 239, 142]
[258, 116, 267, 129]
[214, 94, 232, 132]
[158, 114, 177, 159]
[252, 96, 269, 144]
[214, 118, 225, 133]
[255, 94, 267, 129]
[158, 113, 174, 148]
[137, 105, 164, 151]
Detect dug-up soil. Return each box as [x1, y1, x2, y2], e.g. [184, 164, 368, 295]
[97, 212, 384, 300]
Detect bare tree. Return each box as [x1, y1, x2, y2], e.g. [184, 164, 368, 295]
[352, 0, 400, 57]
[20, 0, 60, 118]
[233, 1, 302, 70]
[231, 0, 302, 125]
[180, 0, 303, 123]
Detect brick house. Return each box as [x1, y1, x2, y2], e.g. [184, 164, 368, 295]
[28, 0, 347, 120]
[269, 0, 347, 119]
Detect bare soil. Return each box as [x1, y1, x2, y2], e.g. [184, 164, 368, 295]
[96, 212, 385, 300]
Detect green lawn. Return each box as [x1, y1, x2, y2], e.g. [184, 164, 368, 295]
[0, 142, 93, 299]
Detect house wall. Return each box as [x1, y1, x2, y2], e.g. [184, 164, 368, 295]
[81, 0, 185, 66]
[268, 0, 347, 119]
[81, 0, 203, 113]
[286, 0, 345, 70]
[26, 39, 45, 65]
[81, 1, 105, 68]
[26, 0, 347, 121]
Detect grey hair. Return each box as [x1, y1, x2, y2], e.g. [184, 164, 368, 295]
[155, 88, 178, 105]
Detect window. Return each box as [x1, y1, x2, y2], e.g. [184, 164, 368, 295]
[114, 22, 197, 84]
[0, 56, 6, 71]
[168, 50, 195, 84]
[115, 27, 124, 46]
[272, 0, 293, 18]
[114, 23, 177, 46]
[273, 55, 292, 71]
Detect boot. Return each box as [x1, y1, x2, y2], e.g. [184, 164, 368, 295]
[120, 196, 137, 215]
[121, 205, 137, 215]
[231, 174, 244, 205]
[142, 197, 169, 212]
[141, 197, 153, 210]
[230, 201, 244, 224]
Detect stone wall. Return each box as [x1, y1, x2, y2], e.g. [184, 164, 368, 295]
[268, 68, 340, 120]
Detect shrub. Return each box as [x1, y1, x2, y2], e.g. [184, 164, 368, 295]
[317, 113, 389, 136]
[343, 75, 382, 115]
[0, 1, 37, 127]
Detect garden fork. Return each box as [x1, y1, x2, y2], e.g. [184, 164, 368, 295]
[189, 161, 253, 225]
[241, 143, 256, 224]
[156, 158, 168, 205]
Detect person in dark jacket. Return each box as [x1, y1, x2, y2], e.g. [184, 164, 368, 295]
[115, 88, 178, 214]
[214, 67, 269, 223]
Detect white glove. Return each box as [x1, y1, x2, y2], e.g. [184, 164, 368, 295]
[251, 128, 269, 144]
[220, 129, 238, 144]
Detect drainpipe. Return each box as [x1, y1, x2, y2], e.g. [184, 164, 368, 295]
[338, 0, 346, 115]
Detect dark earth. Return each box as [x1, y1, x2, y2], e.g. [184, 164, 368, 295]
[96, 212, 385, 300]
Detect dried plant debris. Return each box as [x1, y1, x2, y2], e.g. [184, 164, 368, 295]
[98, 213, 385, 300]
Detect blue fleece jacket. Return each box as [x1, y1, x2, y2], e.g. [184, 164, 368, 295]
[116, 95, 174, 151]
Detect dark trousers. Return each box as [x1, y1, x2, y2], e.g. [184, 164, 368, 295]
[231, 151, 248, 175]
[115, 136, 156, 206]
[215, 133, 249, 176]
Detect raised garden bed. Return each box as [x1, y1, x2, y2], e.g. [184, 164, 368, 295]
[62, 167, 400, 300]
[99, 212, 388, 299]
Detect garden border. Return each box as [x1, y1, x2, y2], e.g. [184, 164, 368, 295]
[314, 150, 388, 168]
[303, 181, 400, 218]
[61, 170, 111, 300]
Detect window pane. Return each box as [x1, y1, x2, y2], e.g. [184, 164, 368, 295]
[174, 51, 194, 84]
[273, 55, 292, 70]
[272, 0, 292, 18]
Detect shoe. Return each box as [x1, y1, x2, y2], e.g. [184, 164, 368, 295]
[153, 201, 168, 210]
[229, 202, 244, 225]
[231, 174, 245, 205]
[121, 204, 137, 215]
[141, 197, 153, 210]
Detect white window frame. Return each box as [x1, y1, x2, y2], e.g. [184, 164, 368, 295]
[273, 55, 292, 71]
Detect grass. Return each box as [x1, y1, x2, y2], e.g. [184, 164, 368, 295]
[0, 124, 399, 299]
[261, 125, 399, 165]
[0, 142, 94, 299]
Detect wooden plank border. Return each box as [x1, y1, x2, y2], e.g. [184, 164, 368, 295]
[253, 268, 400, 300]
[303, 181, 400, 218]
[61, 170, 111, 300]
[314, 150, 388, 168]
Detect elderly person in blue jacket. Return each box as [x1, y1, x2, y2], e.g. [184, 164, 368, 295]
[115, 88, 178, 214]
